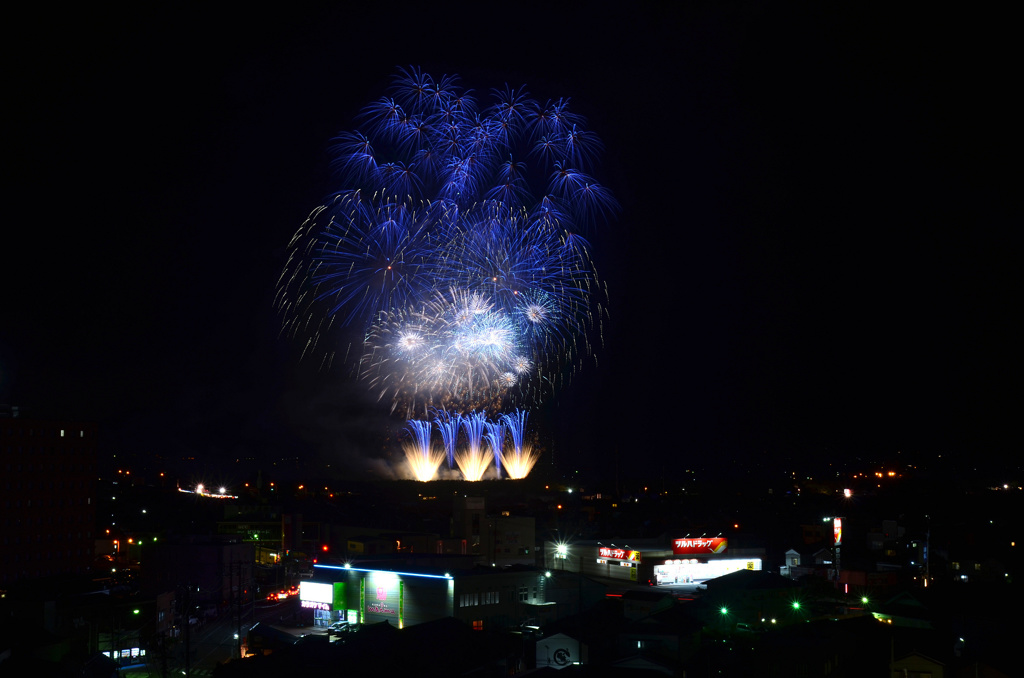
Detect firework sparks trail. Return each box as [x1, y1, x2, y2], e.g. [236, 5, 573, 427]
[484, 420, 507, 480]
[403, 419, 445, 481]
[278, 66, 617, 416]
[499, 409, 539, 479]
[502, 409, 528, 452]
[455, 411, 491, 481]
[433, 410, 461, 469]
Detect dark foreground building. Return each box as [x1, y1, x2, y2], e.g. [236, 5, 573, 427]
[0, 412, 98, 587]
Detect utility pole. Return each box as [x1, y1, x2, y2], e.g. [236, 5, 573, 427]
[182, 584, 192, 678]
[161, 632, 168, 678]
[925, 519, 931, 586]
[250, 561, 256, 644]
[235, 560, 243, 660]
[577, 553, 582, 667]
[112, 600, 120, 678]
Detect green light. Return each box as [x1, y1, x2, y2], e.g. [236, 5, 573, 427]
[719, 606, 728, 615]
[133, 609, 140, 615]
[861, 596, 869, 604]
[791, 601, 801, 610]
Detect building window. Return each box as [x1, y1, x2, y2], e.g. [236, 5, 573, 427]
[472, 620, 483, 631]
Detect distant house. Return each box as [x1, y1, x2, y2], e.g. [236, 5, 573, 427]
[891, 650, 944, 678]
[779, 549, 802, 578]
[872, 591, 934, 629]
[536, 632, 586, 669]
[780, 545, 834, 580]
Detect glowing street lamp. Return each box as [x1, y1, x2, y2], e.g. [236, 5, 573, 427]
[555, 542, 569, 570]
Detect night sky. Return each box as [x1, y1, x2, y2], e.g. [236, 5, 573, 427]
[2, 5, 1017, 483]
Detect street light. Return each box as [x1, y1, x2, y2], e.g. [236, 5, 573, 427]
[718, 606, 730, 634]
[555, 542, 569, 570]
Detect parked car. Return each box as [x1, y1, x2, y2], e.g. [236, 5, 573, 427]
[327, 620, 352, 635]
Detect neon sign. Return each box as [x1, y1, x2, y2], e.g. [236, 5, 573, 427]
[301, 600, 330, 610]
[598, 547, 641, 562]
[364, 573, 401, 622]
[672, 537, 727, 555]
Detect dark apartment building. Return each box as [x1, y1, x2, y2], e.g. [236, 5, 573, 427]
[1, 410, 98, 586]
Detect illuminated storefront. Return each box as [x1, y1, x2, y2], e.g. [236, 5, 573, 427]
[301, 567, 451, 629]
[593, 547, 642, 582]
[299, 580, 355, 627]
[300, 563, 548, 631]
[102, 648, 146, 667]
[545, 538, 765, 586]
[653, 557, 762, 584]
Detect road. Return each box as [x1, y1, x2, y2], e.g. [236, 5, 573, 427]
[121, 598, 305, 678]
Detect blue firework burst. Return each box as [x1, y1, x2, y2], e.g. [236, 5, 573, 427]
[278, 66, 615, 414]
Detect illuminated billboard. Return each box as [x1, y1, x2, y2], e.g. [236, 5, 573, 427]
[362, 571, 402, 624]
[672, 537, 727, 555]
[299, 581, 333, 610]
[834, 518, 842, 546]
[598, 547, 641, 562]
